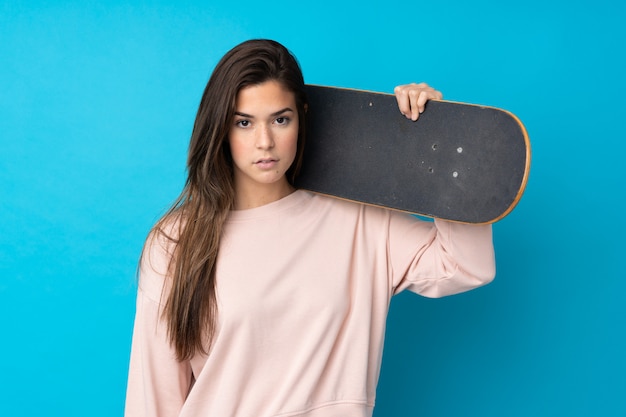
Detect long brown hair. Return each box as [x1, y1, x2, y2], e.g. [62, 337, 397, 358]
[148, 39, 307, 361]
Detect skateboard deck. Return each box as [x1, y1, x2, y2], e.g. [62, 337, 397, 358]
[294, 85, 530, 224]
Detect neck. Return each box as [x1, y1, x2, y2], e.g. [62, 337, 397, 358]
[233, 178, 295, 210]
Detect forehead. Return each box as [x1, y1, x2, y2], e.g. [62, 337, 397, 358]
[235, 80, 296, 112]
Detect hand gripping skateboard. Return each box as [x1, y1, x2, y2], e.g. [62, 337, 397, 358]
[294, 85, 531, 224]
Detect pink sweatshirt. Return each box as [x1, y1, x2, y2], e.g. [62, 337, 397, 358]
[125, 190, 495, 417]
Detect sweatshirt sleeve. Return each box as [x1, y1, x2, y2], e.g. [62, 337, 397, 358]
[388, 215, 496, 298]
[125, 233, 193, 417]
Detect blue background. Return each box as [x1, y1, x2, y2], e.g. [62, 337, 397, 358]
[1, 1, 624, 416]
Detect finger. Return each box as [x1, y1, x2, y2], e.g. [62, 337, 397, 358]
[411, 86, 443, 121]
[396, 83, 425, 114]
[408, 89, 425, 120]
[417, 91, 432, 117]
[393, 85, 412, 118]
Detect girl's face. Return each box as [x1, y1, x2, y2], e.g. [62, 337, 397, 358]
[228, 80, 299, 207]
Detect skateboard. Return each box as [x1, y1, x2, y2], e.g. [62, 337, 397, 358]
[294, 85, 530, 224]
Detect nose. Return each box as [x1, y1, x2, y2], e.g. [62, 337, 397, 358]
[255, 124, 275, 150]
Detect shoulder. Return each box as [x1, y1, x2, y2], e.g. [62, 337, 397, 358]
[300, 190, 409, 233]
[300, 190, 373, 214]
[311, 191, 402, 220]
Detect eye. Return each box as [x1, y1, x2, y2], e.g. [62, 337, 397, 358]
[275, 117, 290, 125]
[235, 119, 250, 128]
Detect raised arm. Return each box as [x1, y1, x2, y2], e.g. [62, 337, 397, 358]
[388, 214, 496, 298]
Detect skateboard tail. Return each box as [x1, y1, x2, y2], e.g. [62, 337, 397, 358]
[479, 107, 531, 224]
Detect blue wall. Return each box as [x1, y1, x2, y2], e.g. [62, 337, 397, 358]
[1, 1, 624, 415]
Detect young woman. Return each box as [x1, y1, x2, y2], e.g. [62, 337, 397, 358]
[125, 39, 495, 417]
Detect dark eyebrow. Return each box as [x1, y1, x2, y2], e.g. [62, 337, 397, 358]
[234, 107, 294, 119]
[271, 107, 294, 117]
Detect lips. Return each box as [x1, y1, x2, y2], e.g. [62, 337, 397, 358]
[254, 158, 279, 169]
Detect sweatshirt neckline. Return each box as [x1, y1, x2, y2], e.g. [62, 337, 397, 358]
[227, 189, 311, 222]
